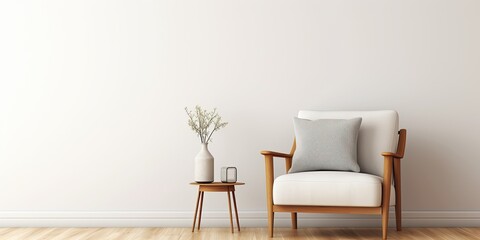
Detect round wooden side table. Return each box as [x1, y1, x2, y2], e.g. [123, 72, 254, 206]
[190, 182, 245, 233]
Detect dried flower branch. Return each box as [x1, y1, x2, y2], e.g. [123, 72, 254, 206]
[185, 105, 228, 143]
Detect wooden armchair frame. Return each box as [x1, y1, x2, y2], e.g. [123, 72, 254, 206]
[261, 129, 407, 240]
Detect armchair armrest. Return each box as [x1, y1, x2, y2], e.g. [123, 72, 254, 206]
[261, 150, 293, 158]
[382, 129, 407, 159]
[381, 129, 407, 221]
[381, 152, 402, 158]
[261, 149, 294, 210]
[262, 140, 296, 214]
[261, 150, 294, 174]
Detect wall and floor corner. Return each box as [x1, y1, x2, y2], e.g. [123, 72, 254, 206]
[1, 0, 479, 228]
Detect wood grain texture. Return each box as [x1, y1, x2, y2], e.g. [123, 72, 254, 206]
[191, 191, 201, 232]
[191, 183, 243, 233]
[393, 158, 402, 231]
[232, 191, 241, 231]
[190, 182, 245, 186]
[0, 228, 479, 240]
[264, 154, 275, 237]
[262, 129, 407, 238]
[273, 205, 382, 215]
[260, 151, 293, 158]
[197, 191, 204, 231]
[382, 155, 393, 240]
[227, 190, 234, 233]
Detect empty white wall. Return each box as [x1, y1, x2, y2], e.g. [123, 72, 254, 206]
[1, 0, 479, 227]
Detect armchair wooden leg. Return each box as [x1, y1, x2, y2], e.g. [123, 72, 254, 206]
[291, 212, 297, 229]
[395, 204, 402, 231]
[394, 158, 402, 231]
[382, 205, 390, 240]
[395, 200, 402, 231]
[265, 155, 275, 238]
[382, 156, 393, 240]
[268, 210, 274, 237]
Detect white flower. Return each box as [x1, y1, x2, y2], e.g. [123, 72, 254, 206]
[185, 105, 228, 143]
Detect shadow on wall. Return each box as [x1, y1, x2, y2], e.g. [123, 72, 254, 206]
[402, 128, 469, 210]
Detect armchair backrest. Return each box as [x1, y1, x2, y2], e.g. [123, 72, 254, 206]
[297, 110, 399, 177]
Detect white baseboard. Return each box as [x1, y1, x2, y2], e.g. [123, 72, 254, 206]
[1, 209, 480, 227]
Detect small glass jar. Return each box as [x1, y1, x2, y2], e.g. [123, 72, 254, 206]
[221, 167, 237, 183]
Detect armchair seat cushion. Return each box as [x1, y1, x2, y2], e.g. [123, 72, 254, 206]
[273, 171, 395, 207]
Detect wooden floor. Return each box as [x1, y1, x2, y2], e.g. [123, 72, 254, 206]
[0, 228, 479, 240]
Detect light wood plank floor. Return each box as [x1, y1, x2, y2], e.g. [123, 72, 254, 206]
[0, 228, 479, 240]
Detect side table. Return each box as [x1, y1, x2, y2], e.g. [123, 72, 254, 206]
[190, 182, 245, 233]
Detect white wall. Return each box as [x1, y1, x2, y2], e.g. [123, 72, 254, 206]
[1, 0, 480, 227]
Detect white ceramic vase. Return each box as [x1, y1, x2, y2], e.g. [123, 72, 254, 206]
[194, 143, 214, 183]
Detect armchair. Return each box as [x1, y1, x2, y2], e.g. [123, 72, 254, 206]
[261, 110, 407, 240]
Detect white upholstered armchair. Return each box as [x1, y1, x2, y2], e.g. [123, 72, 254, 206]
[261, 110, 407, 240]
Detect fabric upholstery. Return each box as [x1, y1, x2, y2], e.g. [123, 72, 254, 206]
[289, 117, 362, 173]
[297, 110, 399, 177]
[273, 171, 395, 207]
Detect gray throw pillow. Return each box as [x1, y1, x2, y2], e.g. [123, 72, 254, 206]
[289, 117, 362, 173]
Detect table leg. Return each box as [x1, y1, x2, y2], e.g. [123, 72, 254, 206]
[192, 190, 201, 232]
[227, 189, 234, 233]
[197, 191, 204, 230]
[232, 190, 240, 231]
